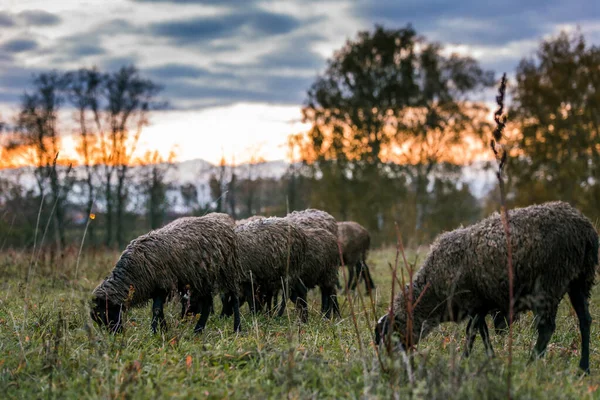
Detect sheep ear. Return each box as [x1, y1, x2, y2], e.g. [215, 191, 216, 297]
[374, 314, 389, 345]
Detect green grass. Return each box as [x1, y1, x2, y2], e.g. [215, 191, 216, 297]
[0, 246, 599, 399]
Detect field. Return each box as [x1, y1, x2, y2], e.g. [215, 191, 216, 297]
[0, 246, 598, 399]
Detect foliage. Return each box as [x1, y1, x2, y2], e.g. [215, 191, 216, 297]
[509, 30, 600, 220]
[300, 25, 492, 243]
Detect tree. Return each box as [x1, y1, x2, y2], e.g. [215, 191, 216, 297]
[301, 25, 493, 239]
[67, 68, 103, 245]
[209, 155, 227, 213]
[15, 72, 74, 250]
[138, 150, 175, 230]
[509, 30, 600, 219]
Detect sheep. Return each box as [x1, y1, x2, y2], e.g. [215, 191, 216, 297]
[375, 201, 598, 374]
[337, 221, 375, 292]
[180, 212, 235, 318]
[90, 213, 242, 334]
[277, 228, 342, 321]
[221, 217, 308, 319]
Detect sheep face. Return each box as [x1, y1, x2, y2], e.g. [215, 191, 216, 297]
[375, 313, 407, 352]
[90, 297, 123, 333]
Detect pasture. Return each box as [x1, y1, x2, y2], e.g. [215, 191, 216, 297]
[0, 246, 598, 399]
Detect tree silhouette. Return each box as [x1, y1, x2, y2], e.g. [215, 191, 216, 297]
[510, 30, 600, 218]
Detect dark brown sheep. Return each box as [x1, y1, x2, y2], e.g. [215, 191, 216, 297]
[277, 228, 341, 321]
[90, 213, 242, 334]
[337, 221, 375, 291]
[375, 201, 598, 374]
[222, 217, 308, 318]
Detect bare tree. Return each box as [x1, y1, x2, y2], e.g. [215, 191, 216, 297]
[67, 68, 103, 245]
[138, 150, 175, 230]
[16, 72, 74, 250]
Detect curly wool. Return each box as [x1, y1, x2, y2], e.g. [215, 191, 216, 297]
[235, 215, 265, 226]
[388, 201, 599, 343]
[285, 209, 338, 236]
[92, 213, 241, 308]
[235, 217, 308, 295]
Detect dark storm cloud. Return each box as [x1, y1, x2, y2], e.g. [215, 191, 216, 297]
[133, 0, 255, 4]
[149, 10, 301, 44]
[158, 72, 313, 109]
[1, 38, 39, 53]
[69, 43, 106, 57]
[101, 55, 141, 72]
[0, 12, 16, 27]
[18, 10, 62, 26]
[354, 0, 600, 45]
[145, 63, 237, 80]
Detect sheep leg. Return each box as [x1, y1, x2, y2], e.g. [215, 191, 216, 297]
[220, 294, 233, 317]
[568, 288, 592, 374]
[462, 314, 478, 358]
[231, 294, 241, 333]
[350, 262, 361, 291]
[361, 261, 376, 292]
[331, 291, 341, 318]
[151, 293, 168, 334]
[295, 287, 309, 323]
[321, 287, 332, 319]
[320, 289, 329, 315]
[345, 264, 355, 292]
[477, 314, 495, 358]
[193, 295, 213, 334]
[277, 291, 288, 317]
[530, 305, 558, 362]
[265, 290, 273, 315]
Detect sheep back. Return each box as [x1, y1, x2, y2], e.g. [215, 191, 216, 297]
[285, 209, 338, 236]
[235, 217, 308, 293]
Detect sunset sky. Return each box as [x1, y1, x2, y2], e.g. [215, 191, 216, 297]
[0, 0, 598, 165]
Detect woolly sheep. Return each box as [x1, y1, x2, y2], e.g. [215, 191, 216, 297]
[90, 213, 243, 334]
[277, 227, 341, 321]
[375, 201, 598, 374]
[221, 217, 308, 318]
[337, 221, 375, 291]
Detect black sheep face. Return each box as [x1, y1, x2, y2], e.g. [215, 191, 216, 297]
[374, 314, 407, 352]
[90, 297, 123, 333]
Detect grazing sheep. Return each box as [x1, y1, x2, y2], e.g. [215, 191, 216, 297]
[375, 201, 598, 374]
[277, 228, 341, 321]
[337, 221, 375, 291]
[285, 209, 338, 236]
[222, 217, 308, 318]
[90, 213, 242, 334]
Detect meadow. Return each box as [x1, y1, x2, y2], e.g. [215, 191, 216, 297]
[0, 245, 598, 399]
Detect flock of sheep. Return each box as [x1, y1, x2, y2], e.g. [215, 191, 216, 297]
[91, 201, 599, 374]
[90, 209, 374, 334]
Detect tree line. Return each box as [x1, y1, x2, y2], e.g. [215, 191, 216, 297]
[0, 26, 598, 252]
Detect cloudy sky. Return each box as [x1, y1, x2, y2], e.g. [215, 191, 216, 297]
[0, 0, 598, 164]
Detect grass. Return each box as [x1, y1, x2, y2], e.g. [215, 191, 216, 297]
[0, 246, 599, 399]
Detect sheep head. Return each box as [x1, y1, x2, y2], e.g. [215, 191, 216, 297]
[90, 296, 123, 334]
